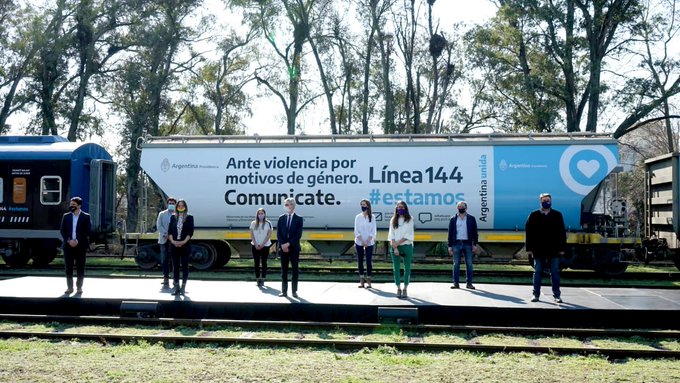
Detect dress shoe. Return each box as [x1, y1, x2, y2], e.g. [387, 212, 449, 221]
[172, 286, 181, 295]
[76, 288, 83, 294]
[278, 292, 287, 297]
[450, 284, 460, 289]
[531, 296, 539, 302]
[466, 284, 476, 290]
[292, 292, 298, 298]
[64, 288, 74, 294]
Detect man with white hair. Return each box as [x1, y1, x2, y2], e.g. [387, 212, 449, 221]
[447, 200, 479, 289]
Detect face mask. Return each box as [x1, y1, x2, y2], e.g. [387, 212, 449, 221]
[258, 214, 265, 220]
[69, 206, 77, 212]
[177, 207, 186, 213]
[167, 204, 176, 212]
[541, 201, 551, 209]
[361, 206, 368, 212]
[458, 208, 466, 214]
[397, 208, 405, 215]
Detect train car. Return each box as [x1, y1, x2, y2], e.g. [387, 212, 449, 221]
[644, 153, 680, 270]
[130, 133, 640, 274]
[0, 136, 116, 266]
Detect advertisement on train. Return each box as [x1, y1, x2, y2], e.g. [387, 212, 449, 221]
[140, 142, 618, 231]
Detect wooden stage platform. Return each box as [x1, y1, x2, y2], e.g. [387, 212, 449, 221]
[0, 277, 678, 328]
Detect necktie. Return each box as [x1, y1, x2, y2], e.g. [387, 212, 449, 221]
[287, 214, 292, 230]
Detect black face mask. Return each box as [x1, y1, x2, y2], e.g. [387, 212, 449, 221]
[69, 206, 77, 212]
[458, 208, 466, 214]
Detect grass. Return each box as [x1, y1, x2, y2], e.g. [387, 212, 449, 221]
[0, 338, 679, 382]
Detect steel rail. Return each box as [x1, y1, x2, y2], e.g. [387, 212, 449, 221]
[0, 329, 677, 359]
[1, 264, 677, 280]
[0, 314, 678, 339]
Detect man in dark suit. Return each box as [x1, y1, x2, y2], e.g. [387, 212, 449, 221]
[277, 198, 303, 297]
[60, 196, 91, 295]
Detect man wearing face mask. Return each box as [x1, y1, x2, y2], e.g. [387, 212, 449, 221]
[276, 198, 304, 298]
[156, 197, 177, 288]
[525, 193, 567, 303]
[447, 201, 479, 289]
[59, 197, 91, 295]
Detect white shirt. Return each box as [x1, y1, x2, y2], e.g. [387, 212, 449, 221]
[354, 213, 377, 246]
[71, 212, 80, 240]
[250, 220, 273, 246]
[455, 214, 468, 241]
[387, 217, 414, 245]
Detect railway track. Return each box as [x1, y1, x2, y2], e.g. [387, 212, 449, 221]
[0, 314, 678, 359]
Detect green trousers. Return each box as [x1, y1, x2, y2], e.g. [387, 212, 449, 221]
[390, 244, 414, 286]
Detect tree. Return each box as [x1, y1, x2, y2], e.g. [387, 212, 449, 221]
[110, 0, 203, 232]
[613, 0, 680, 146]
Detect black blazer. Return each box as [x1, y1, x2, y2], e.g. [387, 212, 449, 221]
[277, 213, 303, 253]
[525, 209, 566, 258]
[60, 211, 91, 250]
[168, 214, 195, 243]
[447, 213, 479, 247]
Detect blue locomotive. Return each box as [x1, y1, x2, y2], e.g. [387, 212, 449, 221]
[0, 136, 116, 266]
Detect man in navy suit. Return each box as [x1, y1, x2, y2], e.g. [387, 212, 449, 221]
[60, 196, 91, 295]
[447, 201, 479, 290]
[277, 198, 303, 297]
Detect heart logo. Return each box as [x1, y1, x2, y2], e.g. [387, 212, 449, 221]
[576, 160, 599, 178]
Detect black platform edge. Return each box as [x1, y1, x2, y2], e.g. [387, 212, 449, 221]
[0, 296, 679, 329]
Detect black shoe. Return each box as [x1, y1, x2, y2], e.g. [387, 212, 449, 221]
[554, 297, 563, 303]
[64, 288, 74, 294]
[466, 284, 475, 290]
[292, 292, 298, 298]
[278, 292, 287, 297]
[450, 284, 460, 289]
[180, 285, 186, 295]
[76, 288, 83, 294]
[172, 286, 181, 295]
[531, 296, 539, 302]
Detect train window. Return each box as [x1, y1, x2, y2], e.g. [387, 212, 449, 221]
[12, 177, 26, 204]
[40, 176, 62, 205]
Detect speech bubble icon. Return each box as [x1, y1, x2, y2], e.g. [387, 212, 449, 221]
[419, 212, 433, 224]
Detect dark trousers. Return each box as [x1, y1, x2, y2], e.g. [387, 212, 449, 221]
[159, 242, 172, 280]
[280, 250, 299, 294]
[356, 244, 374, 276]
[64, 246, 86, 289]
[533, 256, 561, 298]
[252, 245, 270, 278]
[172, 244, 190, 286]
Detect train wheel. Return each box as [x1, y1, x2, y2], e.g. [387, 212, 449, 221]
[213, 241, 232, 268]
[31, 240, 59, 267]
[1, 241, 30, 267]
[135, 244, 159, 270]
[595, 250, 629, 277]
[190, 242, 217, 270]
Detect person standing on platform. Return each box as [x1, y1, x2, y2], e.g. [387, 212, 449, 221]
[168, 199, 194, 296]
[447, 201, 478, 290]
[354, 199, 377, 288]
[156, 197, 176, 288]
[60, 196, 91, 295]
[525, 193, 566, 303]
[277, 198, 303, 298]
[388, 200, 414, 299]
[250, 208, 273, 287]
